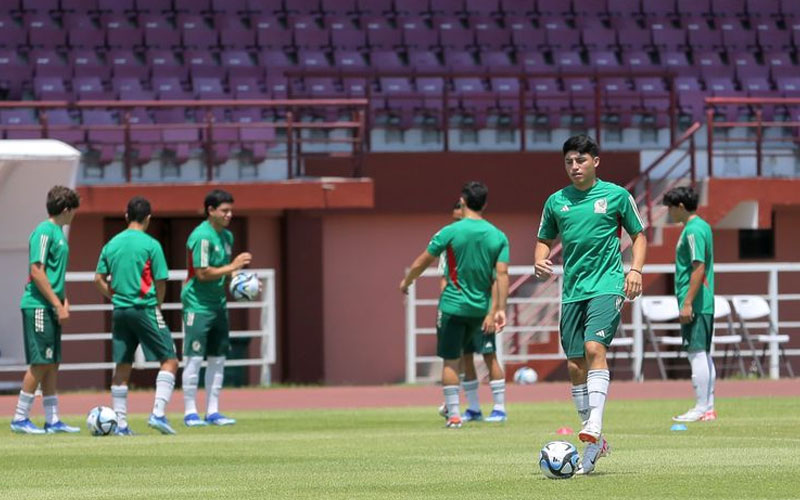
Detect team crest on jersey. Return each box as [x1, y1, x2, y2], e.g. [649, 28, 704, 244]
[192, 340, 202, 352]
[594, 198, 608, 214]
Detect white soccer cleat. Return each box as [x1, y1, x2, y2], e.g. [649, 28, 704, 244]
[576, 437, 611, 475]
[672, 408, 705, 422]
[578, 421, 601, 444]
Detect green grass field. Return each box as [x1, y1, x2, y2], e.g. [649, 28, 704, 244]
[2, 397, 799, 500]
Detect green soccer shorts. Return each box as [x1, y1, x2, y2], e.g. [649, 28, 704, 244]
[183, 309, 231, 358]
[21, 308, 61, 365]
[436, 310, 489, 360]
[681, 313, 714, 353]
[112, 307, 176, 363]
[560, 294, 624, 359]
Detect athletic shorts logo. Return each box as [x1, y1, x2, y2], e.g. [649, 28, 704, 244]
[485, 341, 492, 349]
[45, 347, 53, 359]
[155, 308, 167, 330]
[191, 340, 202, 352]
[595, 330, 606, 338]
[594, 198, 607, 214]
[34, 308, 45, 333]
[615, 296, 624, 312]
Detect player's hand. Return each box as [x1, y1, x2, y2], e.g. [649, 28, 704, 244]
[399, 278, 410, 295]
[534, 259, 553, 280]
[56, 300, 69, 325]
[493, 310, 507, 333]
[624, 271, 642, 300]
[679, 302, 693, 324]
[232, 252, 252, 270]
[482, 313, 496, 334]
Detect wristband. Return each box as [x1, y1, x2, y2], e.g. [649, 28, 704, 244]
[629, 268, 642, 275]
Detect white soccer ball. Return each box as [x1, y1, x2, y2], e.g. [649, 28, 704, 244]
[86, 406, 118, 436]
[229, 272, 260, 301]
[539, 441, 580, 479]
[514, 366, 538, 385]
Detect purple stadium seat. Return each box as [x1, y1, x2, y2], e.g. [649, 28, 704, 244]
[0, 16, 25, 49]
[720, 22, 756, 50]
[112, 76, 142, 93]
[84, 110, 123, 165]
[611, 17, 650, 49]
[148, 49, 186, 79]
[475, 27, 511, 50]
[400, 17, 438, 49]
[745, 0, 778, 17]
[210, 0, 248, 14]
[63, 0, 100, 12]
[755, 21, 791, 51]
[466, 0, 499, 15]
[409, 50, 442, 70]
[661, 51, 694, 75]
[740, 77, 775, 97]
[333, 50, 367, 69]
[364, 16, 401, 48]
[222, 50, 260, 78]
[395, 0, 430, 16]
[500, 0, 535, 17]
[73, 76, 112, 99]
[104, 14, 142, 49]
[775, 76, 800, 96]
[694, 50, 729, 78]
[641, 0, 676, 19]
[264, 74, 288, 98]
[66, 15, 104, 49]
[291, 16, 330, 48]
[142, 14, 180, 48]
[711, 0, 746, 17]
[26, 14, 66, 48]
[444, 50, 478, 70]
[43, 109, 83, 144]
[154, 77, 192, 99]
[219, 16, 255, 48]
[574, 0, 609, 17]
[763, 51, 796, 78]
[193, 77, 228, 98]
[368, 49, 403, 70]
[431, 0, 465, 16]
[676, 0, 711, 18]
[34, 76, 68, 100]
[229, 76, 262, 97]
[621, 50, 658, 70]
[297, 50, 330, 68]
[31, 49, 70, 78]
[0, 49, 31, 97]
[343, 76, 368, 96]
[518, 50, 546, 71]
[254, 16, 288, 49]
[780, 0, 800, 19]
[705, 76, 739, 96]
[180, 14, 218, 49]
[2, 109, 42, 140]
[259, 49, 294, 75]
[651, 24, 685, 51]
[511, 25, 546, 50]
[174, 0, 212, 13]
[590, 50, 621, 69]
[186, 49, 225, 78]
[634, 76, 668, 111]
[541, 17, 578, 49]
[136, 0, 172, 13]
[790, 22, 800, 48]
[71, 49, 109, 79]
[607, 0, 641, 16]
[21, 0, 59, 12]
[469, 15, 498, 30]
[582, 26, 617, 49]
[285, 0, 321, 15]
[479, 50, 513, 68]
[553, 51, 584, 71]
[729, 51, 768, 79]
[331, 27, 365, 50]
[436, 17, 474, 49]
[321, 0, 356, 15]
[353, 0, 392, 15]
[378, 77, 414, 98]
[536, 0, 571, 16]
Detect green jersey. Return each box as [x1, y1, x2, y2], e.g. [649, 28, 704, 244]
[675, 216, 714, 315]
[96, 229, 169, 308]
[20, 220, 69, 309]
[427, 218, 509, 317]
[181, 220, 233, 312]
[538, 179, 644, 303]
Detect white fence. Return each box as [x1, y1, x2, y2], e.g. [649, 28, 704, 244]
[405, 263, 800, 383]
[0, 268, 277, 385]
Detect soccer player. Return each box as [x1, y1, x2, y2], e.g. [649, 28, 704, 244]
[437, 200, 508, 422]
[663, 186, 717, 423]
[11, 186, 81, 434]
[181, 189, 252, 427]
[535, 135, 646, 474]
[400, 181, 509, 429]
[94, 197, 179, 435]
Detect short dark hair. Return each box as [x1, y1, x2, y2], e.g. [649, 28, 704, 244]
[126, 196, 152, 223]
[204, 189, 234, 216]
[46, 185, 80, 216]
[662, 186, 699, 212]
[562, 135, 599, 157]
[461, 181, 488, 211]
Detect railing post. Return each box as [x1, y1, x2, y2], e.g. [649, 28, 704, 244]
[39, 110, 49, 139]
[755, 108, 763, 176]
[518, 75, 526, 152]
[768, 269, 780, 379]
[405, 280, 417, 384]
[365, 77, 372, 151]
[706, 108, 714, 177]
[442, 81, 450, 152]
[259, 272, 276, 385]
[668, 75, 677, 145]
[632, 298, 644, 381]
[287, 111, 294, 179]
[689, 132, 696, 185]
[123, 110, 132, 183]
[204, 108, 214, 182]
[644, 174, 653, 239]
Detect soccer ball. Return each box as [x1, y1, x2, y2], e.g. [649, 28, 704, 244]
[86, 406, 118, 436]
[539, 441, 580, 479]
[514, 366, 538, 385]
[230, 272, 260, 301]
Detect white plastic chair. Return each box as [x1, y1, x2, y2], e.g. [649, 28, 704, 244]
[641, 296, 682, 379]
[609, 323, 636, 379]
[712, 296, 746, 377]
[731, 295, 794, 378]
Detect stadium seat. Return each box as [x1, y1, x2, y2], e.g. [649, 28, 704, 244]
[66, 15, 105, 50]
[31, 49, 70, 78]
[26, 13, 66, 48]
[1, 109, 42, 139]
[179, 14, 218, 49]
[104, 14, 142, 49]
[436, 17, 474, 49]
[222, 50, 260, 78]
[0, 15, 26, 49]
[400, 17, 438, 49]
[500, 0, 535, 18]
[755, 21, 792, 51]
[710, 296, 747, 377]
[364, 16, 401, 49]
[255, 16, 288, 50]
[219, 15, 255, 48]
[142, 14, 180, 49]
[731, 296, 794, 378]
[475, 27, 510, 50]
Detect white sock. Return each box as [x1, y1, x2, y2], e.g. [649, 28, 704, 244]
[688, 351, 710, 411]
[111, 385, 128, 429]
[43, 395, 59, 425]
[462, 379, 480, 412]
[707, 354, 716, 411]
[153, 371, 175, 418]
[14, 391, 35, 421]
[182, 356, 203, 416]
[205, 356, 225, 415]
[587, 369, 610, 430]
[571, 383, 590, 423]
[489, 379, 506, 412]
[443, 385, 460, 418]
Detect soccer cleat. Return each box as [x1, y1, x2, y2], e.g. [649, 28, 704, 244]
[445, 416, 463, 429]
[672, 408, 705, 422]
[114, 426, 136, 436]
[578, 421, 601, 444]
[184, 413, 209, 427]
[485, 409, 507, 423]
[438, 403, 449, 419]
[576, 437, 611, 475]
[44, 421, 80, 434]
[205, 413, 236, 426]
[10, 419, 46, 435]
[462, 409, 483, 422]
[147, 414, 176, 435]
[700, 409, 717, 422]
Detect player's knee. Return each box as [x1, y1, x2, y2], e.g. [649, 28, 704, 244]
[161, 358, 179, 373]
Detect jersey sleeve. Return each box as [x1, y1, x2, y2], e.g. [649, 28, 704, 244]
[28, 226, 51, 265]
[537, 197, 558, 240]
[685, 226, 707, 263]
[497, 233, 510, 264]
[620, 192, 645, 236]
[95, 245, 109, 274]
[190, 235, 212, 269]
[151, 242, 169, 280]
[426, 225, 451, 257]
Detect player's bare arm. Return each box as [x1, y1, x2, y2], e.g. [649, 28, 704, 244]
[155, 279, 166, 306]
[399, 251, 437, 294]
[93, 272, 113, 301]
[624, 231, 647, 300]
[482, 281, 499, 333]
[195, 251, 252, 281]
[31, 262, 68, 323]
[494, 262, 509, 332]
[679, 261, 706, 324]
[534, 239, 554, 280]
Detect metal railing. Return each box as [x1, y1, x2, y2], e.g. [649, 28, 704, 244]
[405, 263, 800, 383]
[0, 269, 277, 385]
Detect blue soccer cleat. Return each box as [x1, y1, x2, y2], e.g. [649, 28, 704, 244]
[10, 418, 46, 435]
[115, 426, 136, 436]
[184, 413, 208, 427]
[485, 409, 507, 422]
[205, 412, 236, 426]
[44, 421, 80, 434]
[147, 414, 176, 435]
[462, 409, 484, 422]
